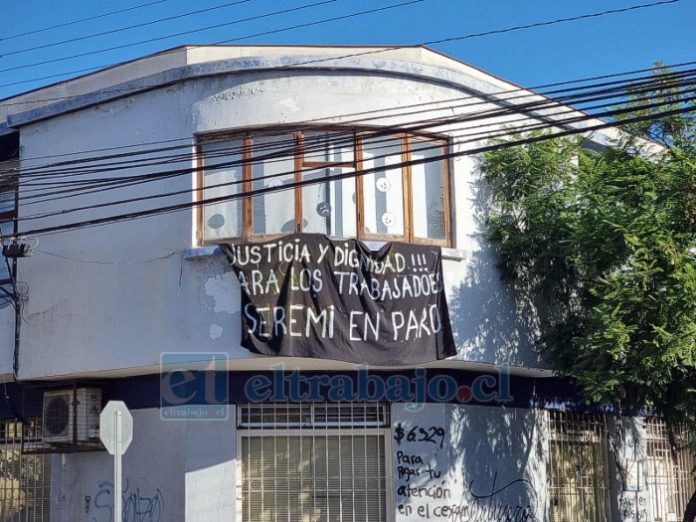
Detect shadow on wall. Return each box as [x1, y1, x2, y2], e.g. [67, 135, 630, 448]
[394, 403, 547, 521]
[447, 170, 545, 369]
[448, 405, 546, 521]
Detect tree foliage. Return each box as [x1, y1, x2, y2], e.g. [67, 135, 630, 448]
[480, 68, 696, 431]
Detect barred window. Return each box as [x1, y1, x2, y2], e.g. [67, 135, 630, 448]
[238, 403, 390, 522]
[548, 411, 610, 522]
[0, 418, 51, 522]
[644, 418, 695, 522]
[197, 129, 451, 246]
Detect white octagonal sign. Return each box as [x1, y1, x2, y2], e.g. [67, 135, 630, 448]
[99, 401, 133, 455]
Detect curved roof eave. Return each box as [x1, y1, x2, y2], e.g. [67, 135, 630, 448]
[0, 45, 638, 149]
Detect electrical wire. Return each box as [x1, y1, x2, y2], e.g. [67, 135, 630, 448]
[2, 0, 256, 58]
[8, 94, 695, 238]
[18, 86, 696, 218]
[5, 73, 692, 215]
[2, 59, 694, 236]
[0, 0, 422, 78]
[4, 62, 694, 180]
[1, 0, 170, 42]
[5, 66, 693, 208]
[0, 0, 677, 92]
[428, 0, 682, 46]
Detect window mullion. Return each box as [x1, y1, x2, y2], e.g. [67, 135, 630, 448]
[355, 134, 365, 241]
[441, 139, 452, 247]
[194, 144, 204, 246]
[242, 137, 253, 240]
[401, 135, 413, 243]
[294, 132, 303, 233]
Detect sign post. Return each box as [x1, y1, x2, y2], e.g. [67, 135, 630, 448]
[99, 401, 133, 522]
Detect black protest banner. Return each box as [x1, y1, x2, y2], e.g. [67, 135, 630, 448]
[220, 234, 456, 365]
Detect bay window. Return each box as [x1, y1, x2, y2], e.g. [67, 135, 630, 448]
[197, 129, 451, 246]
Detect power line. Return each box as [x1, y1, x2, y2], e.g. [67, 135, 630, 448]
[0, 0, 675, 91]
[21, 84, 696, 209]
[4, 55, 690, 111]
[428, 0, 682, 46]
[11, 90, 696, 233]
[2, 0, 256, 57]
[0, 0, 397, 77]
[14, 102, 696, 238]
[4, 71, 690, 214]
[5, 62, 693, 178]
[1, 0, 170, 42]
[14, 94, 674, 214]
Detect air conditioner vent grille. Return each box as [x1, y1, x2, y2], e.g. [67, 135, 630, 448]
[44, 396, 70, 436]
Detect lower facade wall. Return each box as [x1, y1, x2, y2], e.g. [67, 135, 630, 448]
[37, 403, 693, 522]
[50, 408, 237, 522]
[392, 403, 548, 521]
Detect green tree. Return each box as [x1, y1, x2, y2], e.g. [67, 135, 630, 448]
[480, 68, 696, 520]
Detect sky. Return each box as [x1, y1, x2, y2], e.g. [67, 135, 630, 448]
[0, 0, 694, 101]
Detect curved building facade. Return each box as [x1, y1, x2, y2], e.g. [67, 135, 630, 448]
[0, 45, 691, 521]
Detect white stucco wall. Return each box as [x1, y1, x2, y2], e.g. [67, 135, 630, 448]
[392, 403, 549, 521]
[51, 407, 237, 522]
[50, 402, 557, 521]
[0, 303, 13, 376]
[5, 65, 547, 380]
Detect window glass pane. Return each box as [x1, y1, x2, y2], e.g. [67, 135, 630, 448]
[302, 132, 356, 237]
[410, 139, 447, 240]
[361, 137, 404, 236]
[252, 134, 296, 235]
[303, 130, 353, 164]
[202, 140, 244, 241]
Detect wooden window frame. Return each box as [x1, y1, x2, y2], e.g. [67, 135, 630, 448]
[196, 128, 452, 247]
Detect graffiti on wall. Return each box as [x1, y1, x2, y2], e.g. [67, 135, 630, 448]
[462, 474, 538, 522]
[393, 416, 538, 521]
[619, 491, 648, 522]
[86, 479, 164, 522]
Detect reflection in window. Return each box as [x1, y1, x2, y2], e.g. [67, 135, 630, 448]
[362, 137, 405, 237]
[301, 131, 356, 237]
[201, 140, 244, 241]
[251, 134, 296, 235]
[411, 139, 447, 240]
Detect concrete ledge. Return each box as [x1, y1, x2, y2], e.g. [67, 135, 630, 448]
[183, 246, 223, 259]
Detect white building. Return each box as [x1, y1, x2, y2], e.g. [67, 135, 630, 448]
[0, 45, 692, 521]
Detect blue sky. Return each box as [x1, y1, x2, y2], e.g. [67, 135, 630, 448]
[0, 0, 694, 100]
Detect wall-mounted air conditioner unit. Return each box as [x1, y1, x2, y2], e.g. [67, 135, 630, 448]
[42, 388, 102, 444]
